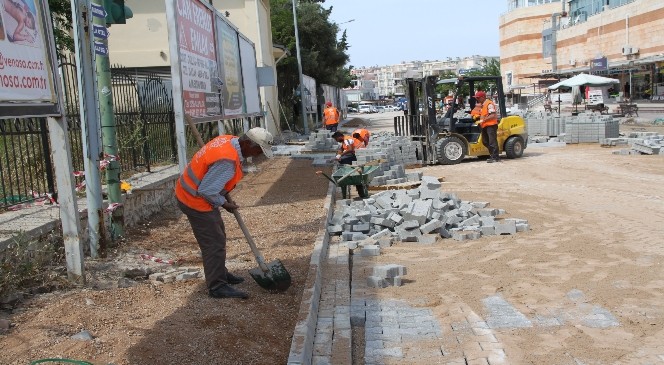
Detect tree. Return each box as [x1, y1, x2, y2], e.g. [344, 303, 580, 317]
[48, 0, 74, 56]
[270, 0, 352, 126]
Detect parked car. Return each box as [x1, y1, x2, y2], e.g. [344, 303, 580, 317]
[384, 105, 397, 112]
[375, 106, 385, 113]
[359, 105, 372, 114]
[348, 107, 358, 113]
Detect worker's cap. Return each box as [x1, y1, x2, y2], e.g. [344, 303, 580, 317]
[245, 127, 274, 158]
[473, 91, 487, 99]
[326, 101, 332, 107]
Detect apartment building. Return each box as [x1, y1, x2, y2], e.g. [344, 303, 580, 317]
[501, 0, 664, 100]
[349, 56, 497, 100]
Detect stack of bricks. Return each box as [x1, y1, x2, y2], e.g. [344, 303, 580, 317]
[327, 175, 529, 246]
[563, 114, 619, 143]
[301, 129, 338, 152]
[367, 264, 407, 288]
[353, 134, 423, 186]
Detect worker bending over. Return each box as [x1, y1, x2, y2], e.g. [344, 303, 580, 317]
[352, 128, 370, 147]
[175, 128, 274, 299]
[331, 131, 366, 197]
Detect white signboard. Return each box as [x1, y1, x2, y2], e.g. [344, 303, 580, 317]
[0, 0, 59, 117]
[239, 36, 260, 114]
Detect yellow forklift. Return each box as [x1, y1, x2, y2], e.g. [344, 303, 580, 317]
[400, 75, 528, 165]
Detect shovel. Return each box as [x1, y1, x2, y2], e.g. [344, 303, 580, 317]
[185, 115, 292, 292]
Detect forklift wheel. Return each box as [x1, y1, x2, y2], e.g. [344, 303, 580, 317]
[435, 136, 467, 165]
[504, 136, 524, 159]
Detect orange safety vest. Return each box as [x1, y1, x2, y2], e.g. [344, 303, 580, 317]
[323, 106, 339, 126]
[479, 99, 498, 128]
[175, 135, 243, 212]
[340, 135, 360, 153]
[353, 128, 370, 147]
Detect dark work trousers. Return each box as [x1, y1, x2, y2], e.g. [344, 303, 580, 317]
[177, 200, 229, 291]
[338, 154, 364, 195]
[481, 124, 499, 160]
[326, 123, 338, 132]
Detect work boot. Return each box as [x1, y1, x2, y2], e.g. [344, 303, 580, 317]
[209, 284, 249, 299]
[226, 272, 245, 285]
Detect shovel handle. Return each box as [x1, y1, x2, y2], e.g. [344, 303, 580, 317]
[232, 209, 270, 273]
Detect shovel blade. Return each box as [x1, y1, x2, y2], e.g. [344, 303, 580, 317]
[248, 259, 292, 292]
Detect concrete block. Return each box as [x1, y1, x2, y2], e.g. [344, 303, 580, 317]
[401, 220, 420, 230]
[417, 234, 438, 245]
[342, 232, 354, 241]
[377, 238, 393, 248]
[367, 276, 388, 288]
[358, 237, 378, 247]
[439, 226, 452, 238]
[460, 214, 480, 227]
[352, 223, 371, 233]
[479, 216, 495, 226]
[361, 245, 381, 256]
[420, 219, 443, 234]
[346, 241, 359, 250]
[352, 233, 369, 241]
[371, 229, 392, 240]
[477, 208, 499, 217]
[328, 225, 343, 235]
[385, 276, 403, 287]
[516, 223, 529, 232]
[388, 213, 404, 225]
[480, 226, 496, 236]
[495, 220, 517, 235]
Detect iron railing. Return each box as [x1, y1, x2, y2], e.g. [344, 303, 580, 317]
[1, 56, 264, 211]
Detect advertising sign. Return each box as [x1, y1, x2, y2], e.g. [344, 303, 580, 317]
[0, 0, 59, 117]
[216, 18, 244, 116]
[591, 57, 608, 72]
[175, 0, 220, 117]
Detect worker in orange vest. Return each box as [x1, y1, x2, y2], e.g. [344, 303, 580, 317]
[323, 101, 340, 132]
[175, 127, 274, 299]
[331, 131, 367, 197]
[352, 128, 370, 147]
[472, 91, 501, 163]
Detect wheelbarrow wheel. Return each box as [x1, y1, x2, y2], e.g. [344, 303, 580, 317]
[358, 184, 369, 199]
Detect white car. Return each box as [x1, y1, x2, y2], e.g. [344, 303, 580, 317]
[359, 105, 372, 114]
[384, 105, 397, 112]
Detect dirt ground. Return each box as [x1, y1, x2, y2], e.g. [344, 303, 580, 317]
[361, 124, 664, 364]
[0, 158, 331, 365]
[2, 121, 664, 364]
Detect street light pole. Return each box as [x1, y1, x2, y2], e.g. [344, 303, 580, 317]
[292, 0, 308, 134]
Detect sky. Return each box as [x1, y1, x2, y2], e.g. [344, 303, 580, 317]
[322, 0, 508, 68]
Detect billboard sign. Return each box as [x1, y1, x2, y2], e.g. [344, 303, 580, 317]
[0, 0, 61, 118]
[174, 0, 220, 117]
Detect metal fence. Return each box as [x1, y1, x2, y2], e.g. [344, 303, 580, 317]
[1, 56, 264, 211]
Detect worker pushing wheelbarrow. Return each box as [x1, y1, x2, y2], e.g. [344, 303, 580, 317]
[317, 160, 381, 199]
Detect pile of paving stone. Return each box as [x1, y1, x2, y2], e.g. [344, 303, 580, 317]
[301, 129, 337, 152]
[526, 112, 619, 143]
[353, 134, 422, 186]
[328, 176, 529, 252]
[603, 131, 664, 155]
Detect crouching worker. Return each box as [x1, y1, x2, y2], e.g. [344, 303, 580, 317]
[332, 131, 367, 198]
[175, 128, 274, 299]
[352, 128, 370, 148]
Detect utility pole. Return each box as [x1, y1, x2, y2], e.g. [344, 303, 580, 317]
[292, 0, 308, 134]
[71, 0, 105, 257]
[91, 0, 123, 239]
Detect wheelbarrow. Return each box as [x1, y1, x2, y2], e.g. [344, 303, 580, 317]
[317, 161, 381, 199]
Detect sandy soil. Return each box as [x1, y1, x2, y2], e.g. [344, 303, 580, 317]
[363, 140, 664, 364]
[0, 158, 331, 365]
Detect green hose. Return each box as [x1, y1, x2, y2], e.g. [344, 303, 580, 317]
[31, 359, 94, 365]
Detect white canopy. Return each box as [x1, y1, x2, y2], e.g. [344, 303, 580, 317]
[548, 73, 620, 90]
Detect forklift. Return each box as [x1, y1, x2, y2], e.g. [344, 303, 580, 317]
[404, 75, 528, 165]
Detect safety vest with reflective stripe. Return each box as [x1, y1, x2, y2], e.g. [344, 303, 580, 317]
[324, 106, 340, 126]
[175, 135, 243, 212]
[340, 135, 360, 153]
[353, 128, 370, 147]
[479, 99, 498, 128]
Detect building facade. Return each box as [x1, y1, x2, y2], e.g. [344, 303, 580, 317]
[349, 56, 497, 100]
[107, 0, 281, 134]
[500, 0, 664, 100]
